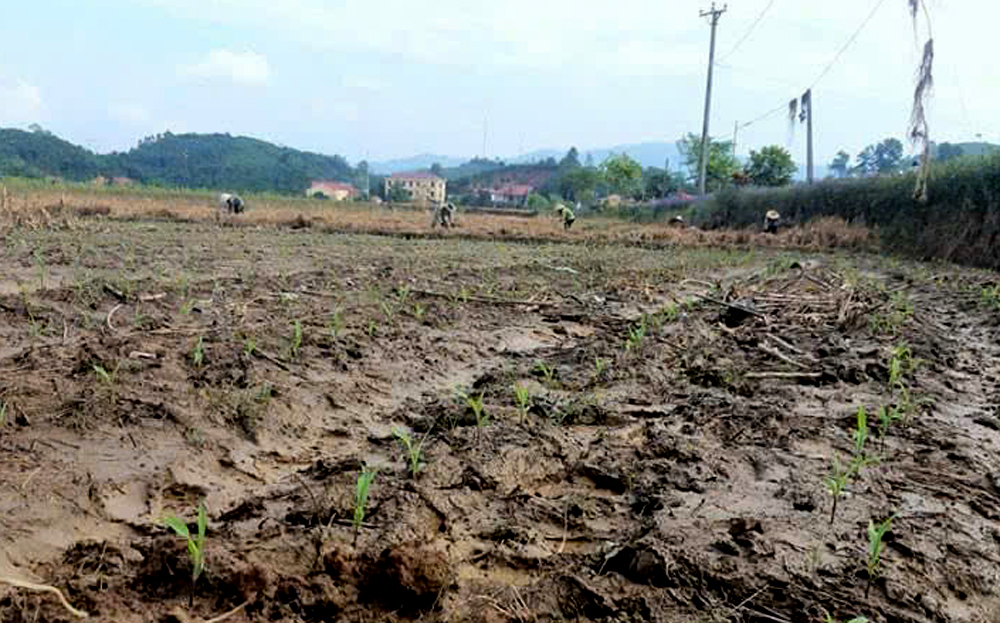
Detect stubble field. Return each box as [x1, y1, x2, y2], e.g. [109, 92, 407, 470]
[0, 195, 998, 623]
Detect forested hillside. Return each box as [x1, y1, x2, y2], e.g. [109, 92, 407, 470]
[0, 128, 358, 194]
[0, 128, 103, 181]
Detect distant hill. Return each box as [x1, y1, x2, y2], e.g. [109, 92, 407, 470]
[948, 142, 1000, 157]
[114, 132, 356, 193]
[369, 153, 468, 175]
[512, 141, 685, 171]
[0, 128, 358, 193]
[0, 128, 102, 181]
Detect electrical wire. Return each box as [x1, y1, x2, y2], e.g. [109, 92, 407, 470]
[717, 0, 778, 63]
[724, 0, 889, 135]
[809, 0, 889, 89]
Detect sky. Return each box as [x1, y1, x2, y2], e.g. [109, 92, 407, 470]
[0, 0, 992, 167]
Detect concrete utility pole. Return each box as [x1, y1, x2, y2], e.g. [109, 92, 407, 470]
[733, 120, 739, 157]
[697, 2, 726, 195]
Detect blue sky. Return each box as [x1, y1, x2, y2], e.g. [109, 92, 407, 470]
[0, 1, 992, 166]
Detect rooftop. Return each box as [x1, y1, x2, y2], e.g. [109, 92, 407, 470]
[389, 171, 444, 180]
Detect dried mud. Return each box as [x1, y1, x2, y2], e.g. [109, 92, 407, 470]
[0, 219, 998, 623]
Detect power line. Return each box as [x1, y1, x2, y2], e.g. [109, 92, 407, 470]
[809, 0, 889, 89]
[717, 0, 778, 63]
[722, 0, 888, 138]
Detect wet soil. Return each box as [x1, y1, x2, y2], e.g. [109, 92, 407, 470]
[0, 220, 999, 622]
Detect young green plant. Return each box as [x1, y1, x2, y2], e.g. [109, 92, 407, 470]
[353, 465, 377, 541]
[824, 455, 859, 525]
[514, 385, 532, 422]
[866, 515, 894, 597]
[289, 320, 303, 358]
[466, 393, 488, 427]
[534, 361, 556, 385]
[163, 499, 208, 606]
[392, 427, 427, 479]
[625, 316, 647, 352]
[192, 337, 205, 368]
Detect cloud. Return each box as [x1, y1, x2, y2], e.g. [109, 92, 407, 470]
[0, 79, 43, 126]
[179, 49, 269, 86]
[109, 102, 150, 125]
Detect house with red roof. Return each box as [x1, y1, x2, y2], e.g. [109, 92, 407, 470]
[484, 184, 534, 206]
[307, 180, 357, 201]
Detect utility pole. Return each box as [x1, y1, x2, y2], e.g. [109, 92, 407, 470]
[801, 89, 814, 183]
[482, 114, 488, 159]
[364, 150, 370, 200]
[697, 2, 726, 195]
[732, 121, 739, 158]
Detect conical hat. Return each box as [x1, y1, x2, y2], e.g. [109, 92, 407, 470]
[766, 210, 780, 220]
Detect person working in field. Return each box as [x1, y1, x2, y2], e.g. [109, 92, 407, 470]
[764, 210, 780, 234]
[431, 201, 456, 228]
[554, 203, 576, 230]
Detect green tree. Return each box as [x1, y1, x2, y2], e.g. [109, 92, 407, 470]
[643, 167, 682, 198]
[430, 162, 444, 177]
[875, 138, 904, 174]
[526, 193, 551, 211]
[855, 138, 904, 176]
[601, 153, 643, 198]
[387, 184, 411, 202]
[936, 142, 964, 162]
[744, 145, 797, 187]
[559, 147, 581, 169]
[677, 133, 739, 192]
[854, 145, 877, 176]
[558, 167, 601, 202]
[830, 150, 851, 178]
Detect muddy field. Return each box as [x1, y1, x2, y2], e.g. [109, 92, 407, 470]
[1, 215, 999, 623]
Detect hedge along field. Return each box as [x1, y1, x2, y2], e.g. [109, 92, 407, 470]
[694, 154, 1000, 269]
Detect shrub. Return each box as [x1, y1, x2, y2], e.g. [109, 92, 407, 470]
[690, 154, 1000, 269]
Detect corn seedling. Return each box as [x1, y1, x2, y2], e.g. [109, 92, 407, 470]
[180, 299, 195, 315]
[824, 455, 859, 525]
[328, 307, 344, 338]
[625, 316, 647, 352]
[866, 515, 894, 597]
[353, 465, 377, 539]
[392, 427, 426, 479]
[824, 615, 869, 623]
[877, 405, 903, 452]
[534, 361, 556, 385]
[661, 302, 680, 322]
[366, 319, 378, 337]
[163, 499, 208, 606]
[243, 337, 256, 358]
[594, 357, 609, 377]
[289, 320, 303, 358]
[466, 393, 489, 427]
[413, 302, 427, 321]
[514, 385, 532, 422]
[0, 402, 6, 428]
[381, 301, 395, 324]
[192, 337, 205, 368]
[93, 361, 121, 386]
[853, 405, 869, 459]
[981, 284, 1000, 312]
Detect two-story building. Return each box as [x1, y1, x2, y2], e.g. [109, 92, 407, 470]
[384, 171, 446, 204]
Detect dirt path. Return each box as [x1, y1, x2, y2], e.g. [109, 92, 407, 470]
[0, 221, 998, 622]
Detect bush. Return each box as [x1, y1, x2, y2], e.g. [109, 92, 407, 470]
[690, 154, 1000, 269]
